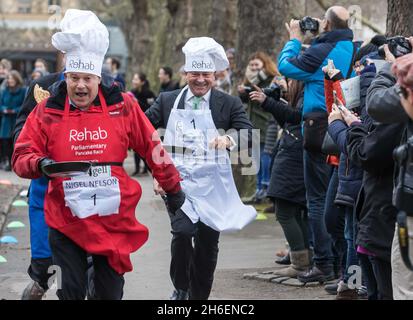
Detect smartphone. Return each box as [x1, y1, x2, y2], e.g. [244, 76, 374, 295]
[333, 90, 346, 111]
[327, 59, 335, 70]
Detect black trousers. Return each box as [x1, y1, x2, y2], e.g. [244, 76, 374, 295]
[49, 228, 125, 300]
[0, 138, 12, 164]
[169, 209, 220, 300]
[274, 198, 309, 252]
[133, 152, 148, 173]
[359, 253, 393, 300]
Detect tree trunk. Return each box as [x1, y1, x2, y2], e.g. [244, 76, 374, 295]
[123, 0, 150, 75]
[386, 0, 413, 36]
[233, 0, 295, 198]
[235, 0, 291, 81]
[142, 0, 237, 92]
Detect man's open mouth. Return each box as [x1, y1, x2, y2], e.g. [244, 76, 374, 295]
[75, 92, 88, 98]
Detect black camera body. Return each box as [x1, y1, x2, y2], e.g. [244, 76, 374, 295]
[379, 36, 413, 59]
[263, 83, 282, 101]
[243, 86, 254, 95]
[244, 83, 281, 102]
[394, 136, 413, 217]
[299, 16, 319, 34]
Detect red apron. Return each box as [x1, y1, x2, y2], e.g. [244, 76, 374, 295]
[44, 89, 148, 274]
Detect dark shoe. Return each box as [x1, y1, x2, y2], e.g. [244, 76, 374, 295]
[264, 204, 275, 214]
[324, 281, 339, 295]
[324, 282, 338, 296]
[275, 253, 291, 265]
[256, 188, 268, 201]
[297, 266, 335, 284]
[170, 289, 189, 300]
[357, 286, 368, 300]
[21, 281, 46, 300]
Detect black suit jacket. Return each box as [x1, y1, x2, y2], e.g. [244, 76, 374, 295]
[145, 88, 253, 149]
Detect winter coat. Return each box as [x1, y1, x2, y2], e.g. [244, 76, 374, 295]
[278, 29, 356, 115]
[239, 75, 274, 144]
[113, 73, 126, 91]
[131, 88, 156, 113]
[264, 120, 279, 154]
[328, 120, 363, 207]
[366, 62, 407, 124]
[159, 80, 180, 94]
[0, 86, 26, 139]
[326, 65, 377, 207]
[262, 97, 306, 206]
[347, 118, 404, 262]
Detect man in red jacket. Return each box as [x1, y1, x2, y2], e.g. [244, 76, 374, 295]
[12, 9, 184, 300]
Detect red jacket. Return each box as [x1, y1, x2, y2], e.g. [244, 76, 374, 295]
[13, 83, 181, 274]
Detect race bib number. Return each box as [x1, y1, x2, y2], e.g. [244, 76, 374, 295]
[63, 166, 121, 219]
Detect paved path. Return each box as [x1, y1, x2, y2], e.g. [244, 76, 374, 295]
[0, 154, 330, 300]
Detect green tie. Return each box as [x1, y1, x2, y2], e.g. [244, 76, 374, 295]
[192, 96, 202, 110]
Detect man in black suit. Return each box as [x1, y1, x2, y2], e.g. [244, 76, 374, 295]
[145, 84, 252, 138]
[145, 37, 256, 300]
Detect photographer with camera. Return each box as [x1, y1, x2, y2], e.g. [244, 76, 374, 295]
[342, 44, 410, 299]
[238, 52, 280, 203]
[367, 37, 413, 123]
[366, 45, 413, 299]
[322, 38, 389, 298]
[277, 6, 356, 283]
[250, 79, 310, 278]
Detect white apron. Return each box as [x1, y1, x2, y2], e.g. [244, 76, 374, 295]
[163, 87, 257, 232]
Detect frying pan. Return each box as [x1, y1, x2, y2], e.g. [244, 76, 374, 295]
[42, 161, 92, 178]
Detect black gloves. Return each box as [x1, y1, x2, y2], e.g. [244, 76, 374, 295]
[164, 189, 186, 215]
[38, 157, 55, 178]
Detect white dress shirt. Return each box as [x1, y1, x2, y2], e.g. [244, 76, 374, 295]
[184, 88, 236, 150]
[185, 88, 211, 111]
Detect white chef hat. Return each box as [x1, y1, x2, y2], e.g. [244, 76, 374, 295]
[51, 9, 109, 77]
[183, 37, 229, 73]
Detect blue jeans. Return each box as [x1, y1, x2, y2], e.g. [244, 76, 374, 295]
[324, 167, 347, 277]
[28, 177, 51, 259]
[343, 206, 359, 282]
[304, 150, 334, 270]
[256, 143, 272, 190]
[28, 177, 53, 289]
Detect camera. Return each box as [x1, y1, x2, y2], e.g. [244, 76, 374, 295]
[263, 83, 282, 101]
[243, 83, 282, 102]
[242, 86, 254, 95]
[299, 16, 320, 34]
[393, 136, 413, 216]
[378, 36, 412, 59]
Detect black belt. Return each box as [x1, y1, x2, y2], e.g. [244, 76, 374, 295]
[90, 162, 124, 167]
